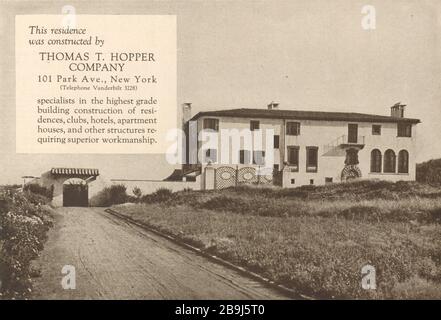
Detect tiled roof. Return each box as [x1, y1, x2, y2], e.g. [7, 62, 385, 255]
[51, 168, 99, 176]
[190, 108, 421, 124]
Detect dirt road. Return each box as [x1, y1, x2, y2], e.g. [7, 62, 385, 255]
[32, 207, 288, 299]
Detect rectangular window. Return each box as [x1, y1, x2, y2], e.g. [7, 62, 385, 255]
[250, 120, 260, 131]
[325, 177, 333, 184]
[310, 179, 314, 185]
[286, 121, 301, 136]
[372, 125, 381, 135]
[205, 149, 217, 163]
[253, 150, 265, 165]
[287, 146, 299, 171]
[274, 135, 280, 149]
[291, 178, 295, 185]
[239, 150, 251, 164]
[203, 118, 219, 131]
[306, 146, 318, 172]
[397, 123, 412, 137]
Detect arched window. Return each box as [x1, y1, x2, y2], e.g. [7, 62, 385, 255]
[370, 149, 382, 173]
[384, 149, 396, 173]
[398, 150, 409, 173]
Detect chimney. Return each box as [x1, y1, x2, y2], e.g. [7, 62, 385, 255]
[391, 102, 406, 118]
[182, 103, 192, 125]
[267, 102, 279, 110]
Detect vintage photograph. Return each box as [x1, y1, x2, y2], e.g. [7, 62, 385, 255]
[0, 0, 440, 305]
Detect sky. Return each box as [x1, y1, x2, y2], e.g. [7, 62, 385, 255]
[1, 0, 440, 184]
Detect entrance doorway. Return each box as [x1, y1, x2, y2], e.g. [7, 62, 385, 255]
[63, 178, 88, 207]
[348, 124, 358, 143]
[341, 165, 362, 181]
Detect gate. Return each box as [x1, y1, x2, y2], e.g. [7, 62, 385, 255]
[237, 167, 258, 185]
[215, 166, 273, 189]
[63, 183, 88, 207]
[215, 166, 237, 189]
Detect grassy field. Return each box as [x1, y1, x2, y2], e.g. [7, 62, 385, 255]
[113, 180, 441, 299]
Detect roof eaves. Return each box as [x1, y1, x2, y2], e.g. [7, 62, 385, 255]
[189, 109, 420, 124]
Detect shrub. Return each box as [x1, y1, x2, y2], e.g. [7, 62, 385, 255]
[23, 183, 53, 201]
[22, 191, 52, 206]
[142, 188, 174, 204]
[90, 184, 129, 207]
[132, 187, 143, 201]
[417, 158, 441, 185]
[0, 190, 53, 299]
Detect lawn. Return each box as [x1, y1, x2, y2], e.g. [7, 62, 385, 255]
[113, 180, 441, 299]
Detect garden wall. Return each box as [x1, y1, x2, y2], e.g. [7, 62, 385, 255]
[111, 176, 201, 196]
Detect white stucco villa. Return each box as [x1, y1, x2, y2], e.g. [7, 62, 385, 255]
[181, 102, 420, 189]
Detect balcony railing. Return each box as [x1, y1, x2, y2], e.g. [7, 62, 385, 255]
[339, 134, 365, 145]
[324, 135, 365, 153]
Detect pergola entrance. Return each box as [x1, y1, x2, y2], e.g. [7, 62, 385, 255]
[50, 168, 99, 207]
